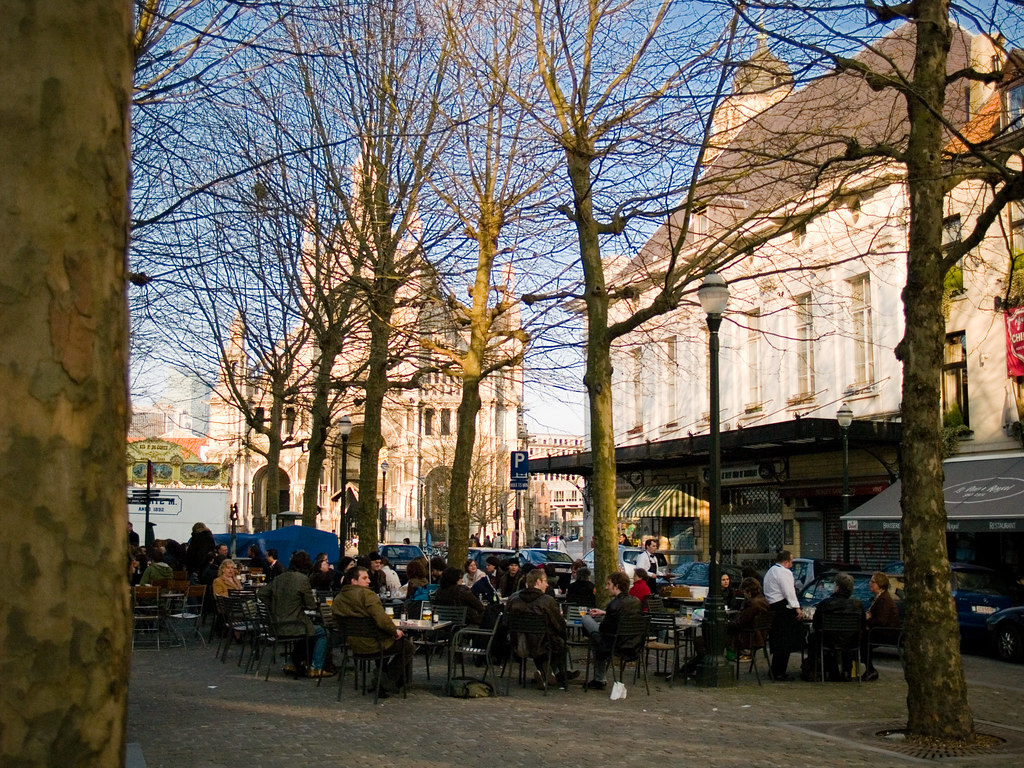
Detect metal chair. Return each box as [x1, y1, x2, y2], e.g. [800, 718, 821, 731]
[131, 586, 163, 650]
[732, 611, 773, 686]
[253, 600, 311, 680]
[416, 605, 465, 680]
[334, 615, 406, 704]
[646, 612, 682, 685]
[584, 613, 651, 695]
[818, 612, 863, 683]
[645, 595, 666, 614]
[503, 612, 566, 695]
[166, 584, 208, 646]
[447, 622, 501, 696]
[866, 624, 905, 671]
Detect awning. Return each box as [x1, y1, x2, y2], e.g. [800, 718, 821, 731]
[842, 454, 1024, 533]
[618, 484, 702, 519]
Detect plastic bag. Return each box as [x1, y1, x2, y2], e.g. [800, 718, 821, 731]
[610, 681, 628, 700]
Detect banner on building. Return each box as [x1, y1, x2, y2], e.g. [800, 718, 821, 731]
[1005, 307, 1024, 376]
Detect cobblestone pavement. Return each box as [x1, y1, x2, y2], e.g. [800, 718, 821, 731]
[129, 639, 1024, 768]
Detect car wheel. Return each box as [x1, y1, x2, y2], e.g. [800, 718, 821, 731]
[993, 623, 1024, 663]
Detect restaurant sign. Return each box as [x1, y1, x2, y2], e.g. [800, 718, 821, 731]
[1005, 306, 1024, 376]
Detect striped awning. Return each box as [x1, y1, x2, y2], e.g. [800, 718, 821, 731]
[617, 484, 702, 519]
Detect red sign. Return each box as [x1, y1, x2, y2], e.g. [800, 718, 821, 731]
[1006, 308, 1024, 376]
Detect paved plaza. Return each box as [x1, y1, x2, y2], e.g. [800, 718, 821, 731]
[128, 637, 1024, 767]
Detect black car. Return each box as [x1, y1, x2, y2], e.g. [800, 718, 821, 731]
[378, 544, 424, 584]
[517, 548, 574, 590]
[986, 605, 1024, 663]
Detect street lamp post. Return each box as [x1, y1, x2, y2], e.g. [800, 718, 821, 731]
[338, 415, 352, 553]
[697, 272, 733, 687]
[837, 403, 853, 562]
[380, 460, 389, 544]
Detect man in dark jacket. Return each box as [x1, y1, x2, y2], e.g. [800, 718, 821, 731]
[581, 571, 642, 690]
[507, 568, 578, 688]
[332, 566, 414, 696]
[258, 550, 331, 678]
[435, 566, 486, 625]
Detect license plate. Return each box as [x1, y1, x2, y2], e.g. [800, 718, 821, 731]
[972, 605, 996, 615]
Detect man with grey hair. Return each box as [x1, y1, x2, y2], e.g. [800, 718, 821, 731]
[808, 572, 864, 681]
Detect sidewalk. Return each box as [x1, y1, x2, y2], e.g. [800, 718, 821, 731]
[128, 642, 1024, 767]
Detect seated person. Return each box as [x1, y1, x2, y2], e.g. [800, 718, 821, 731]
[498, 559, 523, 597]
[461, 558, 485, 588]
[257, 550, 332, 678]
[434, 566, 486, 625]
[212, 559, 243, 597]
[507, 568, 578, 688]
[471, 556, 501, 604]
[138, 549, 173, 586]
[862, 571, 901, 681]
[402, 557, 430, 600]
[807, 572, 864, 681]
[332, 566, 415, 697]
[582, 572, 642, 690]
[725, 577, 770, 658]
[565, 566, 596, 607]
[629, 568, 652, 605]
[720, 573, 740, 610]
[308, 554, 335, 591]
[429, 556, 447, 584]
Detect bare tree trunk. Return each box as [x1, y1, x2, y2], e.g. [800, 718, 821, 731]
[0, 1, 133, 765]
[358, 310, 391, 553]
[448, 377, 483, 567]
[898, 1, 974, 740]
[568, 151, 618, 602]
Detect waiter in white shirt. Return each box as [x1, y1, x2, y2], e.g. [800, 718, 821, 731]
[636, 539, 660, 593]
[762, 550, 802, 681]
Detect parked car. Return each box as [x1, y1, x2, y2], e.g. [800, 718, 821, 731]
[378, 543, 424, 584]
[518, 548, 575, 590]
[883, 561, 1017, 639]
[798, 570, 905, 622]
[986, 605, 1024, 663]
[670, 561, 744, 591]
[582, 545, 652, 579]
[466, 547, 516, 572]
[792, 558, 855, 592]
[949, 563, 1017, 640]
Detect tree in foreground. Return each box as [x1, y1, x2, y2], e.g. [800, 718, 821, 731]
[0, 0, 133, 765]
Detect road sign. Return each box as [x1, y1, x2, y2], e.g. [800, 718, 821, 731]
[127, 489, 161, 503]
[510, 450, 529, 490]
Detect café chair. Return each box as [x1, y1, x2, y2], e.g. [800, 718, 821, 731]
[867, 624, 905, 671]
[645, 595, 666, 614]
[253, 600, 311, 681]
[417, 605, 466, 680]
[447, 623, 500, 696]
[584, 614, 651, 695]
[131, 586, 163, 650]
[503, 613, 561, 696]
[645, 612, 681, 685]
[732, 611, 773, 686]
[166, 584, 208, 647]
[334, 615, 406, 704]
[818, 612, 863, 683]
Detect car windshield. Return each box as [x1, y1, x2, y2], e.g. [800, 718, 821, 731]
[622, 550, 640, 565]
[523, 550, 573, 564]
[954, 570, 1014, 595]
[379, 545, 422, 562]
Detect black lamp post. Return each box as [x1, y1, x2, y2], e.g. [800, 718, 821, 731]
[380, 460, 389, 544]
[338, 414, 352, 551]
[697, 272, 733, 687]
[837, 403, 853, 562]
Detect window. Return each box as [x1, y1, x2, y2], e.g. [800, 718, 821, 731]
[795, 294, 814, 396]
[1007, 83, 1024, 127]
[943, 332, 969, 428]
[792, 223, 806, 247]
[747, 311, 761, 406]
[848, 275, 874, 387]
[424, 409, 434, 436]
[440, 408, 451, 435]
[664, 336, 678, 423]
[632, 347, 644, 429]
[943, 215, 965, 296]
[690, 207, 706, 238]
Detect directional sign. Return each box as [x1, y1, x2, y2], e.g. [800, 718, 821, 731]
[510, 450, 529, 490]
